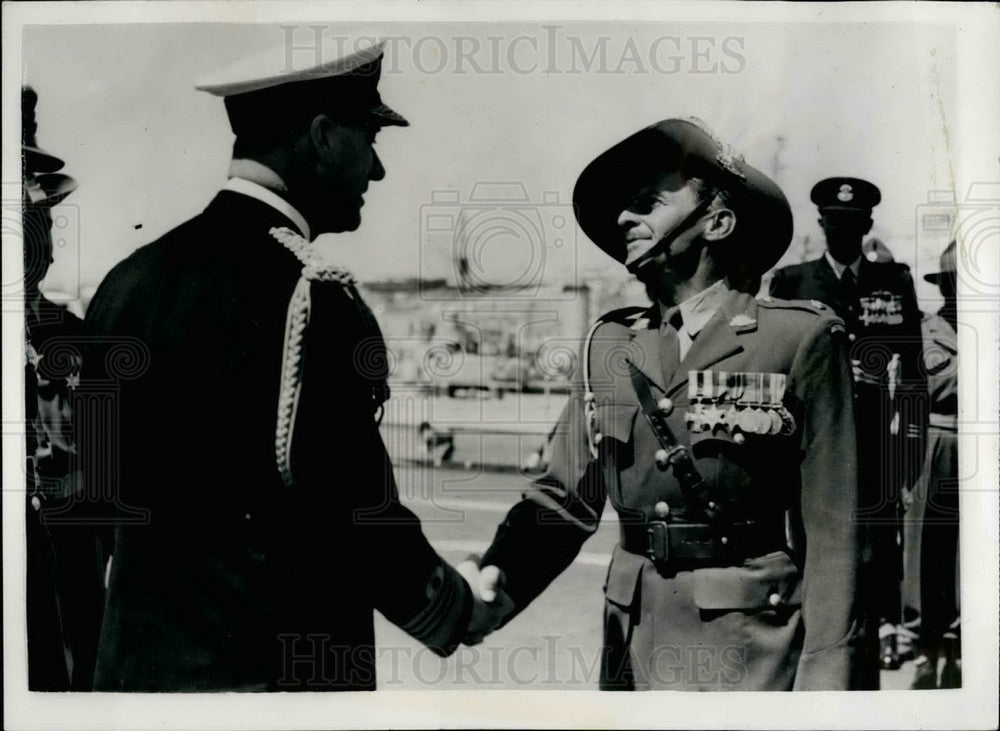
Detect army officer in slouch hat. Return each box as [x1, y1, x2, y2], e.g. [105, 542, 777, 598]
[467, 119, 865, 690]
[84, 36, 507, 691]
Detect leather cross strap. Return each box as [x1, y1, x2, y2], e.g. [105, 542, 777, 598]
[626, 360, 724, 525]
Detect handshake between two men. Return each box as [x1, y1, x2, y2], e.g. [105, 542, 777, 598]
[456, 558, 515, 645]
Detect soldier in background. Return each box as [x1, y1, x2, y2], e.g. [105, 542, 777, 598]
[910, 241, 960, 689]
[22, 86, 106, 690]
[768, 178, 928, 684]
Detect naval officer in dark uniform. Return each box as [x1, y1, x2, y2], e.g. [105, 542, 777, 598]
[468, 119, 864, 690]
[769, 178, 928, 679]
[83, 38, 506, 691]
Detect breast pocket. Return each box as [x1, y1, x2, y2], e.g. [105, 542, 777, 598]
[594, 402, 639, 446]
[593, 403, 642, 502]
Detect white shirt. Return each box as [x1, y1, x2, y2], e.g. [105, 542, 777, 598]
[824, 250, 861, 280]
[225, 159, 311, 241]
[663, 279, 731, 360]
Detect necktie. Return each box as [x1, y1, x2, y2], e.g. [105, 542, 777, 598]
[659, 307, 683, 380]
[842, 266, 858, 297]
[841, 267, 859, 320]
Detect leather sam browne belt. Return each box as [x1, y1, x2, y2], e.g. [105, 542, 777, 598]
[619, 520, 786, 567]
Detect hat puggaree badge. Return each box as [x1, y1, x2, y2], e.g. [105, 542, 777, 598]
[716, 145, 747, 182]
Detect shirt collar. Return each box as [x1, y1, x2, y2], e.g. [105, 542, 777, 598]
[225, 160, 311, 240]
[824, 250, 861, 280]
[671, 279, 730, 338]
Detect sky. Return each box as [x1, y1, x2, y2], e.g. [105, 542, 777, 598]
[23, 21, 957, 308]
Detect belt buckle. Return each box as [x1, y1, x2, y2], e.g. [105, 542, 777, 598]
[646, 521, 670, 562]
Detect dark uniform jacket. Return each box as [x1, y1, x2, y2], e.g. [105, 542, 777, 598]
[769, 255, 927, 657]
[26, 298, 85, 502]
[84, 189, 470, 691]
[482, 288, 864, 690]
[26, 297, 106, 691]
[769, 255, 927, 520]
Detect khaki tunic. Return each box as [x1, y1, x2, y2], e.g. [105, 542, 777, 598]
[483, 289, 865, 690]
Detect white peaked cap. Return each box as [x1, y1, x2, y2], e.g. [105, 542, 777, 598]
[195, 35, 388, 97]
[193, 34, 407, 133]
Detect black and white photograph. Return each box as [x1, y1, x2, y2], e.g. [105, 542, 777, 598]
[3, 2, 998, 729]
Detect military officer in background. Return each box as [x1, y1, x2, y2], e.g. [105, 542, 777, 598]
[768, 178, 928, 682]
[22, 86, 106, 691]
[82, 37, 506, 691]
[910, 241, 960, 689]
[465, 119, 865, 690]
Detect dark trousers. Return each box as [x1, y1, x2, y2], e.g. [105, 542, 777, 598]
[599, 601, 634, 690]
[854, 486, 903, 689]
[918, 428, 960, 652]
[26, 497, 106, 691]
[27, 501, 71, 690]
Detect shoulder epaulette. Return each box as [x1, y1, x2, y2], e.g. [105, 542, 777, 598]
[866, 259, 911, 274]
[755, 294, 832, 316]
[594, 305, 652, 330]
[583, 306, 649, 398]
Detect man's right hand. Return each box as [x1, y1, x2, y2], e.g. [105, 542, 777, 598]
[456, 559, 514, 645]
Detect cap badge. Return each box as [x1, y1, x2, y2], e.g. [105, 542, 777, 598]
[716, 145, 747, 182]
[837, 184, 854, 202]
[686, 117, 746, 182]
